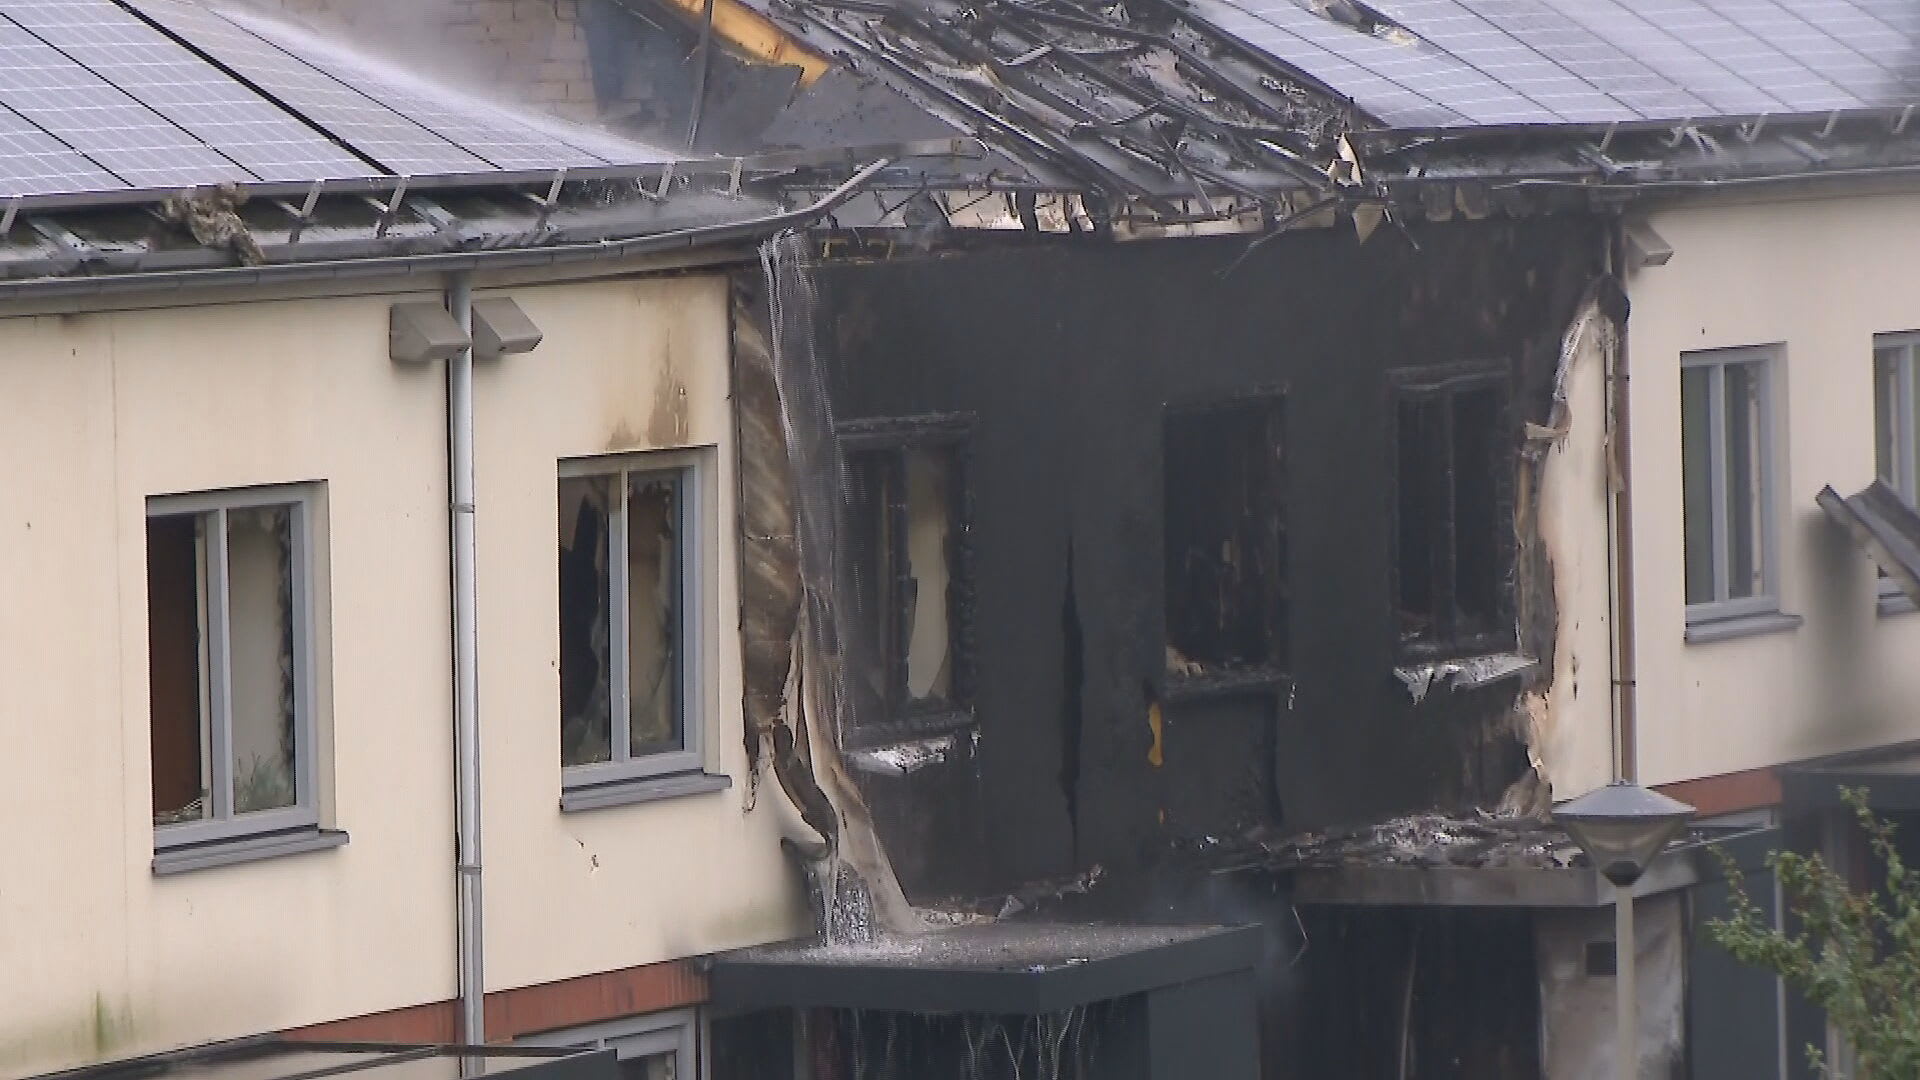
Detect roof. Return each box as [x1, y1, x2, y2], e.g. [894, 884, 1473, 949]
[1818, 480, 1920, 607]
[0, 0, 679, 203]
[34, 1039, 615, 1080]
[1186, 0, 1920, 130]
[736, 0, 1920, 214]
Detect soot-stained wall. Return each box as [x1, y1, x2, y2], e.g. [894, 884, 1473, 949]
[808, 216, 1607, 900]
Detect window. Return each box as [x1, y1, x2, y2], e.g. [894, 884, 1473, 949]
[1874, 335, 1920, 612]
[841, 416, 972, 739]
[558, 453, 703, 790]
[521, 1010, 696, 1080]
[1682, 346, 1779, 622]
[1162, 395, 1287, 681]
[147, 484, 319, 848]
[1391, 368, 1514, 658]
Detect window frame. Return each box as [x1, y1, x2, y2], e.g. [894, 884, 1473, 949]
[837, 412, 976, 747]
[557, 449, 709, 790]
[147, 482, 322, 851]
[1681, 345, 1783, 626]
[1872, 333, 1920, 611]
[1387, 363, 1518, 661]
[519, 1008, 697, 1079]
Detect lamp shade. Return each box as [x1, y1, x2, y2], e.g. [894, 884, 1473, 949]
[1552, 781, 1696, 888]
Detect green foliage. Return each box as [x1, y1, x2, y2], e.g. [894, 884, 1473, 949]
[1707, 788, 1920, 1079]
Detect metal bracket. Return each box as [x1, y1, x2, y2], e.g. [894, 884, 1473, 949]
[1738, 113, 1768, 144]
[645, 162, 676, 202]
[726, 156, 745, 199]
[274, 179, 324, 244]
[362, 175, 409, 238]
[1597, 121, 1617, 152]
[1, 198, 23, 241]
[1894, 104, 1913, 134]
[1819, 110, 1841, 138]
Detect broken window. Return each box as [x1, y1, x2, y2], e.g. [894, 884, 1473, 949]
[1681, 346, 1779, 624]
[559, 454, 701, 789]
[147, 485, 318, 844]
[1871, 335, 1919, 606]
[1162, 395, 1287, 679]
[842, 417, 971, 735]
[1392, 370, 1513, 657]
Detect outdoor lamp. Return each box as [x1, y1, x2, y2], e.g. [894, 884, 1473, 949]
[1554, 781, 1696, 887]
[1554, 781, 1695, 1080]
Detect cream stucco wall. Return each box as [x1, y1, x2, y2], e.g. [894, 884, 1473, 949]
[0, 272, 803, 1078]
[1624, 193, 1920, 787]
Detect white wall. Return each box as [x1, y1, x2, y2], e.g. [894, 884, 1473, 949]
[1623, 193, 1920, 787]
[0, 274, 804, 1078]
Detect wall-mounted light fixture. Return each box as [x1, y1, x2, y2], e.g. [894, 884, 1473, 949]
[471, 297, 543, 359]
[390, 301, 469, 363]
[1625, 222, 1673, 268]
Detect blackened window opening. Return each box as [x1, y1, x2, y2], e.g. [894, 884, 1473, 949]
[844, 427, 970, 735]
[1162, 396, 1287, 678]
[1393, 374, 1513, 657]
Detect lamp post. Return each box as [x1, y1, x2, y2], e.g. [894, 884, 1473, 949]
[1553, 782, 1695, 1080]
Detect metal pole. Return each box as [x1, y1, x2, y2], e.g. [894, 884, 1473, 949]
[448, 272, 486, 1044]
[1617, 883, 1636, 1080]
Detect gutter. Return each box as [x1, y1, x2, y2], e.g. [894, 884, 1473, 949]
[0, 158, 895, 303]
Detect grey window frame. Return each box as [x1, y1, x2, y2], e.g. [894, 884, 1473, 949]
[1873, 333, 1920, 613]
[558, 449, 708, 790]
[519, 1008, 697, 1078]
[147, 482, 321, 850]
[1682, 345, 1783, 627]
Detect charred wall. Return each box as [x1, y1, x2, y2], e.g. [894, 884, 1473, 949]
[789, 216, 1606, 899]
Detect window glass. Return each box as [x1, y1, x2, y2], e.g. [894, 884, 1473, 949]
[617, 1053, 676, 1080]
[149, 513, 208, 827]
[1681, 365, 1715, 606]
[227, 505, 297, 814]
[1452, 386, 1502, 634]
[1391, 374, 1511, 656]
[1723, 362, 1765, 600]
[627, 472, 681, 755]
[559, 474, 614, 768]
[1876, 348, 1900, 490]
[902, 447, 954, 702]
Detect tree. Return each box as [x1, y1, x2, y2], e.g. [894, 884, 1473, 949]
[1707, 788, 1920, 1079]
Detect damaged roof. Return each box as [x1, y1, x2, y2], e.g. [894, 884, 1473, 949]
[737, 0, 1920, 210]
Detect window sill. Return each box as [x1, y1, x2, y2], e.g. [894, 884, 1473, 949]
[1161, 666, 1290, 704]
[1684, 610, 1804, 645]
[153, 826, 348, 876]
[561, 771, 731, 813]
[841, 708, 975, 751]
[1879, 591, 1916, 618]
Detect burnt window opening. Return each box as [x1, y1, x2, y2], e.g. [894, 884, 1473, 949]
[841, 416, 974, 740]
[1162, 395, 1287, 682]
[1392, 370, 1515, 659]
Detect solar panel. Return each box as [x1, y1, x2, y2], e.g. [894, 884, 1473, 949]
[226, 8, 668, 169]
[0, 0, 373, 183]
[124, 0, 488, 176]
[0, 15, 246, 189]
[1609, 0, 1856, 113]
[0, 99, 125, 196]
[1449, 0, 1712, 118]
[1533, 0, 1788, 116]
[1695, 0, 1902, 103]
[1370, 0, 1635, 122]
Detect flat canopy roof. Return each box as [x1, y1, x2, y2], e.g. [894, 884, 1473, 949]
[710, 923, 1259, 1015]
[1786, 739, 1920, 813]
[35, 1040, 615, 1080]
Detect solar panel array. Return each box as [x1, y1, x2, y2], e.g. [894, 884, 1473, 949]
[0, 0, 679, 200]
[1187, 0, 1920, 128]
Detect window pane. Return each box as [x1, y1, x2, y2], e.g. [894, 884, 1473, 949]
[617, 1053, 676, 1080]
[1875, 348, 1899, 489]
[846, 452, 896, 721]
[149, 513, 210, 827]
[1163, 400, 1285, 673]
[902, 447, 956, 703]
[1681, 365, 1716, 605]
[560, 475, 613, 767]
[1451, 387, 1503, 634]
[627, 472, 682, 756]
[227, 505, 298, 814]
[1395, 395, 1445, 643]
[1723, 362, 1766, 600]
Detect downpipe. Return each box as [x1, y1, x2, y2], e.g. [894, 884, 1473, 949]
[447, 272, 486, 1042]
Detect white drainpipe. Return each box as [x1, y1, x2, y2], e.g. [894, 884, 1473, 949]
[447, 272, 486, 1043]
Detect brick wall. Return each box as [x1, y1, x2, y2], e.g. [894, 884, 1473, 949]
[242, 0, 603, 121]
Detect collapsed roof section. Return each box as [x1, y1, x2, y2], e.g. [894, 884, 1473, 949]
[732, 0, 1920, 222]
